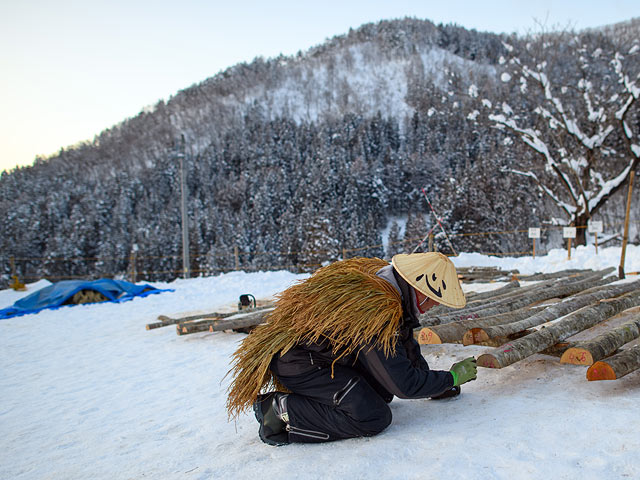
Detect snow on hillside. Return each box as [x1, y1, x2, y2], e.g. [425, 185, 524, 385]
[1, 246, 639, 480]
[246, 43, 495, 125]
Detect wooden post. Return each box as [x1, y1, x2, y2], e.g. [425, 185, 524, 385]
[595, 232, 598, 255]
[130, 251, 137, 283]
[428, 233, 434, 252]
[619, 170, 635, 279]
[563, 226, 576, 260]
[528, 228, 540, 259]
[234, 245, 240, 271]
[178, 135, 190, 279]
[343, 248, 348, 260]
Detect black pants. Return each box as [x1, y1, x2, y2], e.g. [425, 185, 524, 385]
[270, 354, 393, 443]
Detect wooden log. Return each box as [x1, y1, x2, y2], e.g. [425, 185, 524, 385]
[176, 308, 275, 335]
[422, 271, 614, 327]
[148, 312, 229, 330]
[540, 342, 570, 358]
[417, 304, 540, 344]
[477, 290, 640, 369]
[466, 279, 639, 345]
[427, 269, 610, 322]
[457, 267, 520, 282]
[208, 309, 273, 332]
[587, 345, 640, 380]
[419, 273, 616, 343]
[464, 279, 521, 302]
[516, 269, 593, 281]
[423, 279, 556, 323]
[425, 278, 553, 318]
[177, 321, 218, 335]
[146, 303, 274, 330]
[560, 312, 640, 365]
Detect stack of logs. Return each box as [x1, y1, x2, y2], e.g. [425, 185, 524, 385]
[146, 301, 274, 335]
[417, 267, 640, 382]
[148, 268, 640, 382]
[456, 266, 520, 283]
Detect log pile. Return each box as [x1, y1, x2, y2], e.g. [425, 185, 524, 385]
[456, 266, 519, 283]
[146, 301, 274, 335]
[150, 268, 640, 383]
[416, 268, 640, 382]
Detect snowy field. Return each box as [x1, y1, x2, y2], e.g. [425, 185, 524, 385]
[1, 245, 639, 480]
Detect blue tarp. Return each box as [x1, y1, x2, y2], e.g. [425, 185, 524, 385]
[0, 279, 172, 320]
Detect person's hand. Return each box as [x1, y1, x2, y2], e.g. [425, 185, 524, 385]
[450, 357, 477, 386]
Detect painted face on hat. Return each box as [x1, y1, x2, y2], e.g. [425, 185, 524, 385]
[415, 272, 446, 299]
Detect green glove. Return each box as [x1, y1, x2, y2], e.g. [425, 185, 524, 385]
[450, 357, 477, 387]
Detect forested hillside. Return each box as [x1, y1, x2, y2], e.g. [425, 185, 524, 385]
[1, 17, 638, 282]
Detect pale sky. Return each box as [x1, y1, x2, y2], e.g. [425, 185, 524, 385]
[1, 0, 639, 173]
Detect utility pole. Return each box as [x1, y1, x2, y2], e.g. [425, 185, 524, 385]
[178, 135, 190, 279]
[619, 170, 635, 279]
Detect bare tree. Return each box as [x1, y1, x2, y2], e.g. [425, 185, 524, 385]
[487, 28, 639, 244]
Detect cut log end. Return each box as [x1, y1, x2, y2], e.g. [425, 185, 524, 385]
[417, 328, 442, 344]
[560, 347, 594, 365]
[477, 354, 501, 368]
[587, 361, 617, 381]
[462, 328, 489, 346]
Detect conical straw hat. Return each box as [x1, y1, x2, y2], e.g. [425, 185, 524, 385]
[392, 252, 466, 308]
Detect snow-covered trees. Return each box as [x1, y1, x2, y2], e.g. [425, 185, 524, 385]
[1, 18, 638, 283]
[488, 29, 639, 244]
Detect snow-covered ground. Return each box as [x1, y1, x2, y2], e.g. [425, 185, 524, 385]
[1, 245, 639, 480]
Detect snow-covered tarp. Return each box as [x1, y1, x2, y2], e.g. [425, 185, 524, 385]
[0, 278, 171, 320]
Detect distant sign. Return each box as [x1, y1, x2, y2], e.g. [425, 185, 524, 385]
[563, 227, 577, 238]
[528, 228, 541, 239]
[588, 221, 603, 234]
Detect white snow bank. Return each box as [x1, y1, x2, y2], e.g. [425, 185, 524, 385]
[453, 244, 639, 276]
[1, 247, 639, 479]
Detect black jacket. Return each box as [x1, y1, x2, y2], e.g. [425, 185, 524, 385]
[274, 269, 454, 401]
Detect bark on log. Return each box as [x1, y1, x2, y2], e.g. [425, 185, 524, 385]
[146, 304, 274, 330]
[540, 342, 570, 358]
[476, 290, 640, 369]
[422, 271, 615, 327]
[464, 279, 521, 303]
[417, 305, 540, 344]
[177, 321, 219, 335]
[423, 279, 555, 323]
[515, 269, 592, 281]
[176, 308, 274, 335]
[587, 345, 640, 380]
[560, 312, 640, 365]
[466, 279, 639, 345]
[426, 269, 610, 324]
[456, 267, 519, 282]
[208, 309, 273, 332]
[425, 278, 553, 318]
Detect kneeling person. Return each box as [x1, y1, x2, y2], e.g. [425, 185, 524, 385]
[226, 253, 477, 445]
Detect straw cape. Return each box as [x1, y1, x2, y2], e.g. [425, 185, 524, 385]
[225, 257, 403, 419]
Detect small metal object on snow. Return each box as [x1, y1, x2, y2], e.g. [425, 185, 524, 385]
[238, 294, 256, 310]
